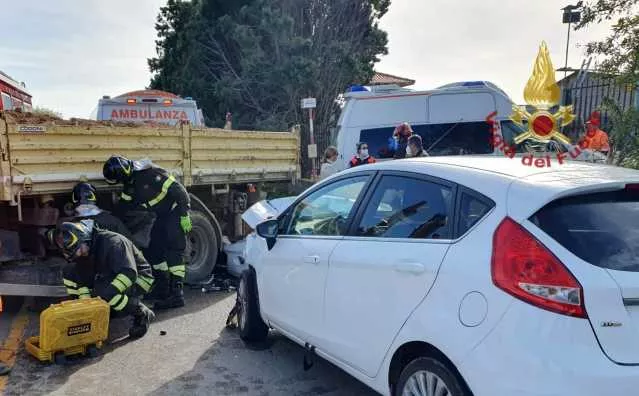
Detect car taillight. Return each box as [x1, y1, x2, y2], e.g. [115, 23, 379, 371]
[491, 217, 587, 318]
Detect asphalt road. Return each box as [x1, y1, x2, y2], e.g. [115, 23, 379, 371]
[1, 290, 377, 396]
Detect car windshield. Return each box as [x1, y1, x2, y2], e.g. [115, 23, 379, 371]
[531, 188, 639, 272]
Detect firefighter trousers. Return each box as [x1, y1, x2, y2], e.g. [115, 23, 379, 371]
[144, 209, 186, 282]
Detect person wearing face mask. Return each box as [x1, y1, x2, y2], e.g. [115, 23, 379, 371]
[393, 122, 414, 159]
[349, 142, 376, 168]
[406, 134, 429, 158]
[319, 146, 340, 180]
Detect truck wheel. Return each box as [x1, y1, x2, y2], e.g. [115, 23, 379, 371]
[238, 270, 269, 343]
[185, 210, 219, 284]
[54, 352, 67, 365]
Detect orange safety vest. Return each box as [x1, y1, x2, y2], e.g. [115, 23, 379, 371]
[582, 129, 610, 151]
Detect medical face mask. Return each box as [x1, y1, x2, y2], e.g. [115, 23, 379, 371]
[360, 149, 369, 159]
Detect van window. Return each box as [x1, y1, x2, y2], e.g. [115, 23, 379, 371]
[360, 121, 493, 159]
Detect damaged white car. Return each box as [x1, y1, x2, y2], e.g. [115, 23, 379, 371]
[233, 156, 639, 396]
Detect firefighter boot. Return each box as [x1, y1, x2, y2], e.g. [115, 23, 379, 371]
[129, 303, 155, 339]
[153, 277, 185, 310]
[144, 271, 169, 301]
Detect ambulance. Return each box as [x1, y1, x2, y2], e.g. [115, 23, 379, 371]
[334, 81, 524, 170]
[96, 89, 205, 126]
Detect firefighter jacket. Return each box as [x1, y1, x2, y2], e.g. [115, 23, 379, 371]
[63, 229, 154, 308]
[118, 166, 190, 217]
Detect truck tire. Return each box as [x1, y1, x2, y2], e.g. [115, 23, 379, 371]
[185, 210, 219, 284]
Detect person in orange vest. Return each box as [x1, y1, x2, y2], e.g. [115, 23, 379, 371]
[579, 111, 610, 154]
[0, 297, 10, 376]
[349, 142, 376, 168]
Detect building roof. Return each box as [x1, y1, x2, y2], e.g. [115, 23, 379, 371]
[369, 72, 415, 87]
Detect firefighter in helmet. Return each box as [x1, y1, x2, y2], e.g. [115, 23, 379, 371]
[49, 221, 155, 338]
[103, 155, 191, 310]
[71, 182, 134, 240]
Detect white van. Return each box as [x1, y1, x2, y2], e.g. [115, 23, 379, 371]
[335, 81, 524, 170]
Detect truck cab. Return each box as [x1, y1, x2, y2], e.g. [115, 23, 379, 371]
[96, 89, 205, 127]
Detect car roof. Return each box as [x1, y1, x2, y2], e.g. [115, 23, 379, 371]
[339, 156, 639, 220]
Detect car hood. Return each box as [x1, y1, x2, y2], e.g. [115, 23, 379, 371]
[241, 196, 297, 229]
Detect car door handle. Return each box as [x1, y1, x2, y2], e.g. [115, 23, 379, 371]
[393, 262, 426, 274]
[303, 255, 320, 264]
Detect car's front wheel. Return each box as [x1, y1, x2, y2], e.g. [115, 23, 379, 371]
[237, 270, 269, 343]
[395, 357, 469, 396]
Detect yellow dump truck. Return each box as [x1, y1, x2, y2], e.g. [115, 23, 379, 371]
[0, 111, 300, 296]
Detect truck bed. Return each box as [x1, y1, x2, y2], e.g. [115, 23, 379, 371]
[0, 112, 300, 200]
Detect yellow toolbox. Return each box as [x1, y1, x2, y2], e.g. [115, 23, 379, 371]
[25, 297, 110, 364]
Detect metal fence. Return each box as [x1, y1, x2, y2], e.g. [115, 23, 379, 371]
[561, 74, 637, 139]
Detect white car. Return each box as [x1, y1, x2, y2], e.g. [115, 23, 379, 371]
[237, 156, 639, 396]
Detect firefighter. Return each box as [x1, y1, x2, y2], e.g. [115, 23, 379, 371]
[349, 142, 376, 168]
[50, 221, 155, 338]
[71, 182, 134, 239]
[103, 155, 192, 310]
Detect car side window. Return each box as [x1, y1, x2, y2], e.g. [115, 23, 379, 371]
[285, 176, 369, 236]
[457, 192, 494, 236]
[356, 175, 452, 239]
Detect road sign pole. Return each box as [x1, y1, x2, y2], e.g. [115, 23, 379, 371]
[301, 98, 318, 180]
[309, 108, 316, 178]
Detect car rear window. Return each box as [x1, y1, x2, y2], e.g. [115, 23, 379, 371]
[531, 188, 639, 272]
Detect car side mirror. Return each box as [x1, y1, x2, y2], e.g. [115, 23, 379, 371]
[256, 219, 279, 250]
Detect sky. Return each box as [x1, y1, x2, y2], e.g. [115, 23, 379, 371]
[1, 0, 613, 119]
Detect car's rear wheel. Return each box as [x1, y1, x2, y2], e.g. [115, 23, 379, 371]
[395, 357, 469, 396]
[237, 270, 269, 343]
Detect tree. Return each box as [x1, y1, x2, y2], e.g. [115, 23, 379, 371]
[148, 0, 389, 137]
[601, 98, 639, 167]
[148, 0, 197, 94]
[577, 0, 639, 85]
